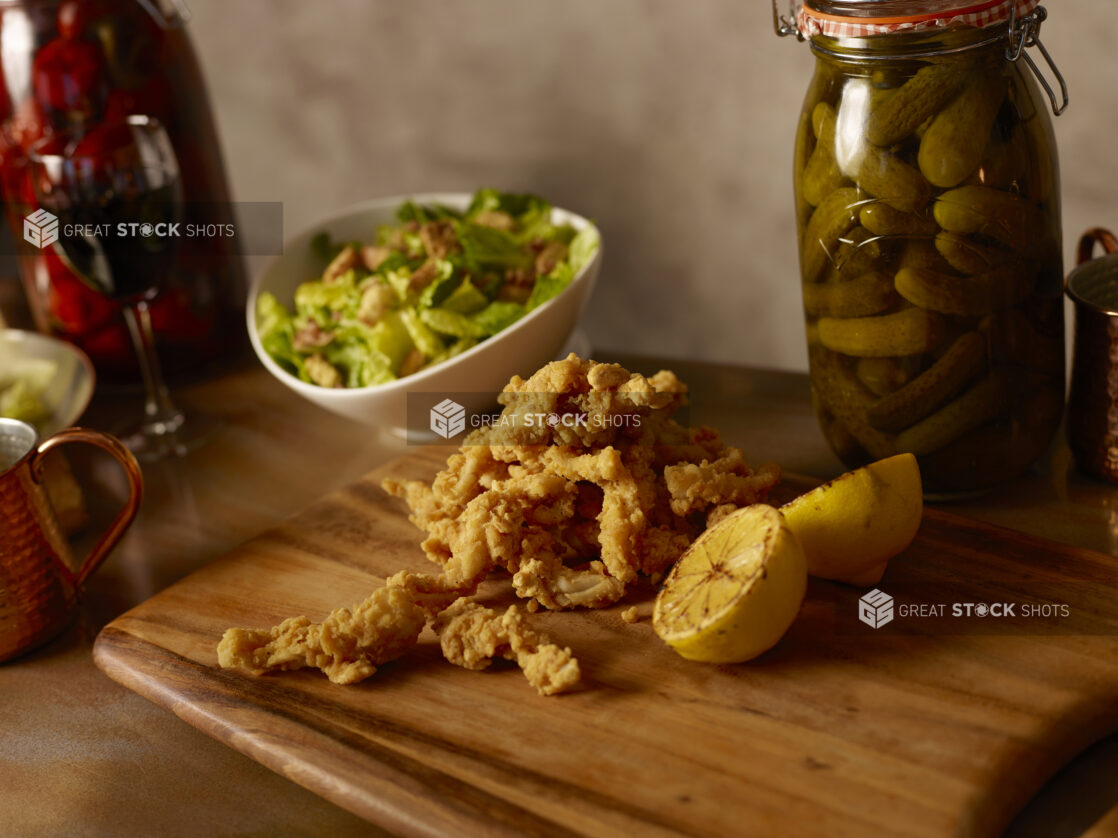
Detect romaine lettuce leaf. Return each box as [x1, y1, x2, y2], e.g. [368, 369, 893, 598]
[400, 309, 446, 358]
[457, 222, 531, 271]
[420, 307, 490, 340]
[526, 263, 574, 311]
[294, 270, 360, 322]
[439, 280, 488, 315]
[415, 261, 457, 309]
[472, 301, 525, 335]
[568, 225, 600, 274]
[428, 337, 479, 366]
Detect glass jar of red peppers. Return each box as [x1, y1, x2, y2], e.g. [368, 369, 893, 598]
[0, 0, 245, 385]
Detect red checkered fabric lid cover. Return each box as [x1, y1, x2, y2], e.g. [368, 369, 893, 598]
[797, 0, 1041, 39]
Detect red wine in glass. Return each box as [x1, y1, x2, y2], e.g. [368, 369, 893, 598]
[30, 115, 213, 460]
[50, 185, 181, 299]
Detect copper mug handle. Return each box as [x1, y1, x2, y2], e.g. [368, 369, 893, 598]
[31, 428, 143, 588]
[1077, 228, 1118, 265]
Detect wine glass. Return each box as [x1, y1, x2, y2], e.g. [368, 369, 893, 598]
[29, 115, 211, 461]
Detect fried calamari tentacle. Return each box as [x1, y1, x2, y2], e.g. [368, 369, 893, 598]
[385, 569, 469, 616]
[664, 449, 781, 517]
[492, 354, 689, 449]
[383, 446, 505, 535]
[538, 447, 645, 586]
[393, 470, 578, 586]
[637, 526, 695, 576]
[441, 472, 576, 588]
[216, 585, 427, 685]
[431, 599, 581, 696]
[512, 531, 627, 610]
[513, 559, 627, 610]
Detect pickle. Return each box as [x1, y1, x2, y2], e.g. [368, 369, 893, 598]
[813, 389, 863, 462]
[900, 239, 954, 273]
[810, 347, 896, 460]
[894, 264, 1026, 316]
[968, 126, 1028, 192]
[856, 356, 915, 397]
[801, 187, 862, 283]
[1020, 115, 1056, 204]
[866, 61, 973, 147]
[860, 203, 937, 238]
[934, 232, 1007, 275]
[867, 331, 987, 433]
[820, 410, 864, 463]
[894, 374, 1005, 456]
[805, 319, 822, 348]
[934, 185, 1046, 251]
[796, 61, 843, 225]
[917, 423, 1028, 493]
[830, 227, 885, 279]
[853, 145, 931, 214]
[803, 103, 849, 207]
[914, 113, 935, 140]
[918, 72, 1006, 188]
[802, 271, 896, 318]
[919, 374, 1061, 491]
[817, 307, 944, 358]
[981, 309, 1064, 376]
[794, 132, 815, 228]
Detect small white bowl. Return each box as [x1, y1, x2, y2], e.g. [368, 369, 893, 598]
[248, 193, 602, 433]
[0, 329, 95, 436]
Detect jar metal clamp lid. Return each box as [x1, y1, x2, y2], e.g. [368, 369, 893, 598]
[772, 0, 1068, 115]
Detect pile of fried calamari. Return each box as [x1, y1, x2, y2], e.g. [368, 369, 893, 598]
[217, 355, 780, 695]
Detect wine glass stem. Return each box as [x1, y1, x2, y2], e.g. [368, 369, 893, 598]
[122, 300, 184, 436]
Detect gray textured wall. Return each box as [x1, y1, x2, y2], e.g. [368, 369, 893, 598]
[190, 0, 1117, 372]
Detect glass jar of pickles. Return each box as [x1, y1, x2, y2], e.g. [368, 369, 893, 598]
[777, 0, 1067, 496]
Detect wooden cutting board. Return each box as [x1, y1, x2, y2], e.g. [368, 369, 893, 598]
[93, 447, 1118, 838]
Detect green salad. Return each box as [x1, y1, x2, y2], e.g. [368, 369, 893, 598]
[257, 189, 600, 389]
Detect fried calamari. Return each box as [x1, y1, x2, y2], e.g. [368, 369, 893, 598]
[432, 599, 580, 696]
[383, 354, 780, 611]
[217, 575, 578, 695]
[218, 354, 779, 695]
[215, 585, 427, 685]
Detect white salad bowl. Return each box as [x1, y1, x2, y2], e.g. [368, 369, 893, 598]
[248, 192, 602, 434]
[0, 329, 95, 436]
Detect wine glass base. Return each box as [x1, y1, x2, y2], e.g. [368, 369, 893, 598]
[115, 411, 221, 463]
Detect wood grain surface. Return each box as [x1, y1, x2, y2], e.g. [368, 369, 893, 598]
[93, 447, 1118, 838]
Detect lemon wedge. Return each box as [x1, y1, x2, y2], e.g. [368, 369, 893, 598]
[652, 505, 807, 664]
[780, 453, 922, 586]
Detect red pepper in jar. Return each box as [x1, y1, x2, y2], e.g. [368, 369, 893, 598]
[21, 133, 69, 208]
[9, 98, 51, 153]
[149, 287, 213, 341]
[32, 36, 108, 121]
[70, 116, 135, 162]
[76, 318, 134, 374]
[103, 78, 171, 123]
[44, 249, 118, 334]
[56, 0, 116, 41]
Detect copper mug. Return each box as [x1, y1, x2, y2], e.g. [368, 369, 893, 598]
[1066, 228, 1118, 482]
[0, 419, 142, 661]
